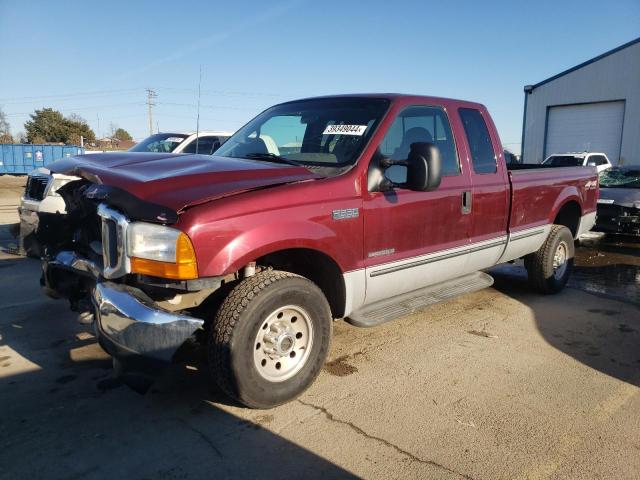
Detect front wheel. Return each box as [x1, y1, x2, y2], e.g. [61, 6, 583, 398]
[208, 270, 332, 409]
[525, 225, 575, 294]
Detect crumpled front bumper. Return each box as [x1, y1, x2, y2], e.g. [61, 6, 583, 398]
[92, 282, 204, 370]
[18, 203, 41, 257]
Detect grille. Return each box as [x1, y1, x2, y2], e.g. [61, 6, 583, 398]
[24, 175, 50, 200]
[102, 218, 119, 269]
[97, 204, 130, 279]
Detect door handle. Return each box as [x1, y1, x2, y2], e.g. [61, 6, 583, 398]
[462, 191, 472, 214]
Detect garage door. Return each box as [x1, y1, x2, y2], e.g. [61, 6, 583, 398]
[545, 101, 624, 163]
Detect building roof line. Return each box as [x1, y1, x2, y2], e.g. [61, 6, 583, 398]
[528, 36, 640, 91]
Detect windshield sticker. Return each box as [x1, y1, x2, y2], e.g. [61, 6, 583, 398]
[165, 137, 184, 143]
[323, 124, 368, 136]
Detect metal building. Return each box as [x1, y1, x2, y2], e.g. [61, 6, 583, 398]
[522, 37, 640, 165]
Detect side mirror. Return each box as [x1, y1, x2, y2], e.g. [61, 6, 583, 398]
[370, 142, 442, 193]
[404, 142, 442, 191]
[586, 160, 597, 167]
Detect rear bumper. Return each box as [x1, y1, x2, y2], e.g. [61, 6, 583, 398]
[92, 282, 204, 369]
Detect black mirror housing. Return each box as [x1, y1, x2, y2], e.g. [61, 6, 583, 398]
[406, 142, 442, 191]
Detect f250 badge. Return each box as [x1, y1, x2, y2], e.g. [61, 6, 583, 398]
[332, 208, 359, 220]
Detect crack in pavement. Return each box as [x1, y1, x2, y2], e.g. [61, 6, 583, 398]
[297, 399, 475, 479]
[176, 418, 223, 458]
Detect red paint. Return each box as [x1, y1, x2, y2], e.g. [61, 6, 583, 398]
[51, 95, 598, 278]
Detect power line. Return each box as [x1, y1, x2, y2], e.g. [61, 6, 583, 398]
[156, 101, 260, 111]
[0, 87, 142, 103]
[3, 102, 146, 117]
[155, 86, 286, 98]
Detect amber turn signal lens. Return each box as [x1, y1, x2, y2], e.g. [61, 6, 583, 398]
[130, 232, 198, 280]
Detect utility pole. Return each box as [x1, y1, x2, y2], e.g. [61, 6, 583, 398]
[146, 88, 157, 136]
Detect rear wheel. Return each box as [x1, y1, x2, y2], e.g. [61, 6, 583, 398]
[525, 225, 574, 294]
[208, 270, 332, 409]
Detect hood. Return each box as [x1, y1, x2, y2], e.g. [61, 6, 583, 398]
[599, 187, 640, 208]
[49, 152, 320, 212]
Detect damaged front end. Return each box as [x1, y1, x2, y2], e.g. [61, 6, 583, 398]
[39, 180, 217, 372]
[595, 201, 640, 235]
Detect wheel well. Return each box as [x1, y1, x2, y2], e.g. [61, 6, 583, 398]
[553, 201, 581, 237]
[258, 248, 346, 319]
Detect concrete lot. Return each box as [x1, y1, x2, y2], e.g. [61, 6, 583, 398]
[0, 175, 639, 479]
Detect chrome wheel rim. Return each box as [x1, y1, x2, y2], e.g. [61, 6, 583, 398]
[552, 241, 568, 280]
[253, 305, 314, 382]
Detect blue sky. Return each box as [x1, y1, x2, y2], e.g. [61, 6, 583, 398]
[0, 0, 638, 153]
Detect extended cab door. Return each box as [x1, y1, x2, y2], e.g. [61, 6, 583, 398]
[456, 107, 509, 271]
[363, 105, 473, 305]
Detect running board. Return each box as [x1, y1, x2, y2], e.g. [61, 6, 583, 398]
[346, 271, 494, 328]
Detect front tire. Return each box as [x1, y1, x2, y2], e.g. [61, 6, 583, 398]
[209, 270, 332, 409]
[525, 225, 574, 294]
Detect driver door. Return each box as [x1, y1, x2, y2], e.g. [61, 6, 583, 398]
[363, 105, 472, 305]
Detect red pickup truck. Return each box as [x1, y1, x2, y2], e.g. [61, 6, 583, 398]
[40, 94, 598, 408]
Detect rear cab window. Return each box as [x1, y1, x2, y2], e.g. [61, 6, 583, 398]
[544, 155, 584, 167]
[181, 136, 222, 155]
[458, 108, 497, 174]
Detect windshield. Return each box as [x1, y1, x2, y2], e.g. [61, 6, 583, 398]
[542, 155, 584, 167]
[215, 98, 390, 171]
[599, 167, 640, 188]
[128, 133, 188, 153]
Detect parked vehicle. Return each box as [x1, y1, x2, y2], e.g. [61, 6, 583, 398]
[128, 131, 233, 154]
[542, 152, 612, 173]
[18, 131, 232, 256]
[594, 166, 640, 235]
[37, 94, 598, 408]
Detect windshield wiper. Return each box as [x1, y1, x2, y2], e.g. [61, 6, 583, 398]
[244, 152, 303, 167]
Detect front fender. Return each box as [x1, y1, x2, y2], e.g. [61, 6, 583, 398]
[199, 220, 350, 276]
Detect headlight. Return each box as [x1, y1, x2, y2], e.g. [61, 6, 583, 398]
[127, 223, 198, 279]
[49, 177, 72, 197]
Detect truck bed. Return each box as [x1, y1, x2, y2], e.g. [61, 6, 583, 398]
[507, 165, 598, 233]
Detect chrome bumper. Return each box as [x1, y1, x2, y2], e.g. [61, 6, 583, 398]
[92, 282, 204, 366]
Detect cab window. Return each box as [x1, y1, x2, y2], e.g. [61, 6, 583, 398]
[379, 106, 460, 183]
[459, 108, 497, 174]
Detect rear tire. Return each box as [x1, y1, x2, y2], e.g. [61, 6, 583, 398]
[525, 225, 574, 294]
[209, 270, 332, 409]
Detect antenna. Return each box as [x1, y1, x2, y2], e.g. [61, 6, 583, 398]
[195, 65, 202, 154]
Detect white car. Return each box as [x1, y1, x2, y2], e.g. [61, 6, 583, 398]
[18, 130, 233, 256]
[542, 152, 612, 173]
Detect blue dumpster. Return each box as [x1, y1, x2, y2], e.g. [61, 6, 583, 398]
[0, 144, 84, 175]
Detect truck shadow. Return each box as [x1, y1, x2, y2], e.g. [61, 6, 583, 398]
[0, 256, 356, 479]
[490, 263, 640, 388]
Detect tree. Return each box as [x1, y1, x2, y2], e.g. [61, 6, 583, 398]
[24, 108, 95, 145]
[65, 113, 95, 145]
[25, 108, 67, 143]
[0, 107, 11, 143]
[113, 127, 132, 141]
